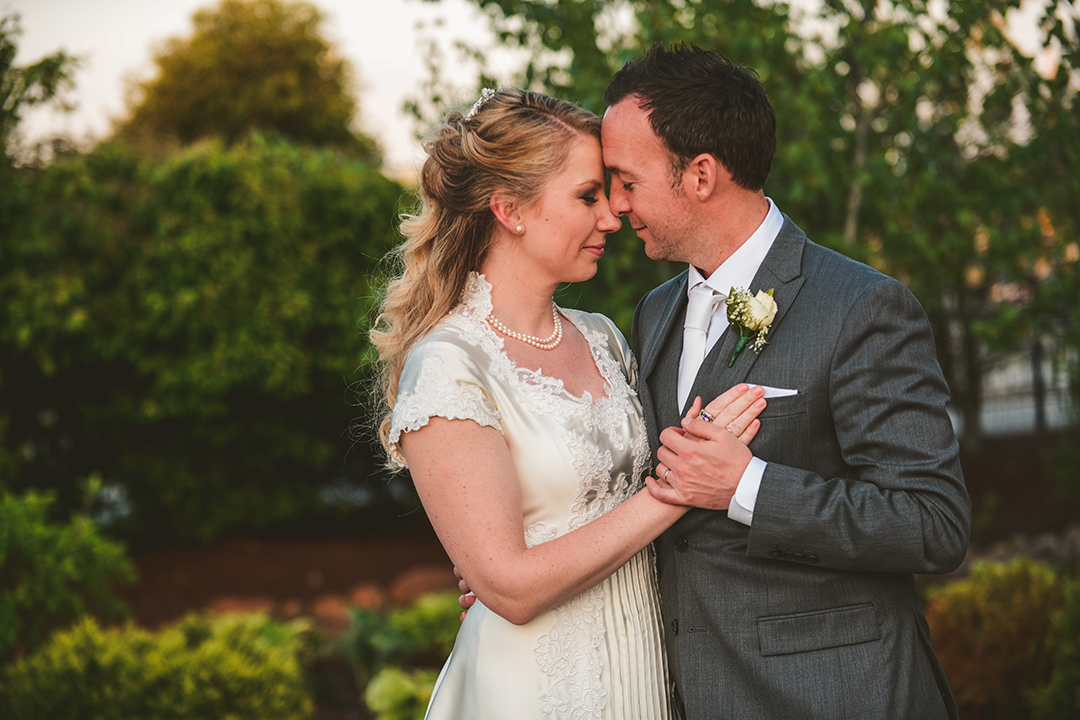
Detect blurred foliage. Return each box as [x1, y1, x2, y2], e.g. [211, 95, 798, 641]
[1042, 428, 1080, 500]
[923, 558, 1076, 719]
[0, 490, 135, 668]
[1, 613, 314, 720]
[1029, 573, 1080, 719]
[0, 14, 78, 160]
[421, 0, 1080, 447]
[337, 590, 460, 690]
[969, 489, 1001, 546]
[339, 591, 459, 720]
[4, 0, 1078, 546]
[117, 0, 380, 162]
[1, 16, 78, 498]
[364, 666, 440, 720]
[0, 134, 405, 542]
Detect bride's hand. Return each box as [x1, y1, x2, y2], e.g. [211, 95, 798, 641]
[681, 385, 764, 446]
[646, 384, 766, 509]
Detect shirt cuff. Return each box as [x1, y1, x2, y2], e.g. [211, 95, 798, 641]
[727, 456, 767, 526]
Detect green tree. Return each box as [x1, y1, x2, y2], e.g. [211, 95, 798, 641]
[0, 14, 77, 161]
[0, 15, 79, 492]
[118, 0, 379, 162]
[417, 0, 1080, 446]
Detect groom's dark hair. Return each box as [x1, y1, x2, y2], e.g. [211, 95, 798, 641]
[605, 43, 776, 192]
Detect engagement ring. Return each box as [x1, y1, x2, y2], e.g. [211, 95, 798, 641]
[699, 410, 715, 423]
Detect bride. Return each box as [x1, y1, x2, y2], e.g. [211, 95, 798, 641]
[371, 88, 764, 719]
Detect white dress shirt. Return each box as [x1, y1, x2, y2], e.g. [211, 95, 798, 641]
[678, 198, 783, 526]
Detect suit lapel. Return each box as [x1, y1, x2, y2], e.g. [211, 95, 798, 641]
[640, 272, 689, 451]
[640, 271, 688, 380]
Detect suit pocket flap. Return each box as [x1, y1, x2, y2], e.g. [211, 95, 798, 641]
[757, 603, 880, 657]
[756, 392, 807, 419]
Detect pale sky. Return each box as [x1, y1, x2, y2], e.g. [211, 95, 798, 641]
[5, 0, 500, 180]
[6, 0, 1058, 180]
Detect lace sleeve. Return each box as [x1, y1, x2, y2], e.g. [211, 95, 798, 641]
[388, 340, 502, 467]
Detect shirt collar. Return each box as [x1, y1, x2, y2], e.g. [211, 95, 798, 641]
[688, 198, 783, 298]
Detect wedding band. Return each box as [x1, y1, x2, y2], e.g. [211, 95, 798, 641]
[699, 410, 715, 423]
[663, 468, 671, 482]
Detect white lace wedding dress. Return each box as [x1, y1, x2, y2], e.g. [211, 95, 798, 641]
[388, 273, 672, 720]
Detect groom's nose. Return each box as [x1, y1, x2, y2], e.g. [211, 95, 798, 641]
[608, 184, 631, 216]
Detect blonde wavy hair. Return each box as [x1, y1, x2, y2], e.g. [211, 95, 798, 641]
[370, 88, 601, 463]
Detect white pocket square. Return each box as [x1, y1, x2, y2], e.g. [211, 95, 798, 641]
[750, 384, 798, 398]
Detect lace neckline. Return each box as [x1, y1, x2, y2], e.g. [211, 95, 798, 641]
[454, 272, 614, 406]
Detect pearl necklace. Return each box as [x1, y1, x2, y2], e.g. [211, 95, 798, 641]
[486, 304, 563, 350]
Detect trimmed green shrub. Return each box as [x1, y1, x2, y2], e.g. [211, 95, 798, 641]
[391, 591, 461, 666]
[2, 613, 314, 719]
[0, 490, 135, 666]
[338, 604, 412, 690]
[337, 591, 460, 689]
[924, 558, 1068, 718]
[363, 666, 439, 720]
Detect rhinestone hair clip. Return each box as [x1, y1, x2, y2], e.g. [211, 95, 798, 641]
[465, 87, 497, 120]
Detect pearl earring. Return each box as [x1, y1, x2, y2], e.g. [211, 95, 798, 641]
[516, 225, 524, 234]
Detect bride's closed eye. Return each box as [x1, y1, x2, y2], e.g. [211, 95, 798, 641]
[579, 191, 600, 205]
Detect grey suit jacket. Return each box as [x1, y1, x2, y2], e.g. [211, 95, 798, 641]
[632, 216, 970, 719]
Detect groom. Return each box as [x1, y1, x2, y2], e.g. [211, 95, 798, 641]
[602, 45, 970, 718]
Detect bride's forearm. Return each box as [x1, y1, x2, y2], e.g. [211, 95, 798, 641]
[402, 417, 686, 626]
[465, 490, 687, 625]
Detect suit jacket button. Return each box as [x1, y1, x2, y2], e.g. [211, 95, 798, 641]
[807, 554, 820, 563]
[793, 552, 806, 562]
[675, 536, 689, 552]
[769, 549, 782, 559]
[671, 619, 679, 635]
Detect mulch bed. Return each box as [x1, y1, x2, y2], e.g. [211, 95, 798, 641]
[121, 522, 455, 631]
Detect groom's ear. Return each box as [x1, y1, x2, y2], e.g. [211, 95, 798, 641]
[490, 191, 523, 234]
[685, 153, 728, 201]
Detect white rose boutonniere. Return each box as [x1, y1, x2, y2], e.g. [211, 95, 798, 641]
[727, 286, 777, 367]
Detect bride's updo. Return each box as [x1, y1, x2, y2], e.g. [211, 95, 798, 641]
[371, 88, 601, 457]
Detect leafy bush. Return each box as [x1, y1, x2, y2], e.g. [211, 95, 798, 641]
[337, 591, 460, 689]
[363, 666, 440, 720]
[2, 613, 314, 720]
[0, 490, 135, 666]
[923, 558, 1069, 718]
[1, 135, 406, 542]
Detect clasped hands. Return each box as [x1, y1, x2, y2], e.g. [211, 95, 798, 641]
[456, 383, 766, 618]
[647, 383, 765, 511]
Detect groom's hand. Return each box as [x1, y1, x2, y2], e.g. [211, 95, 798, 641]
[648, 384, 764, 510]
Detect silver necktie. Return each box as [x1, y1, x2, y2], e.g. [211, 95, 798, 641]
[678, 284, 721, 409]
